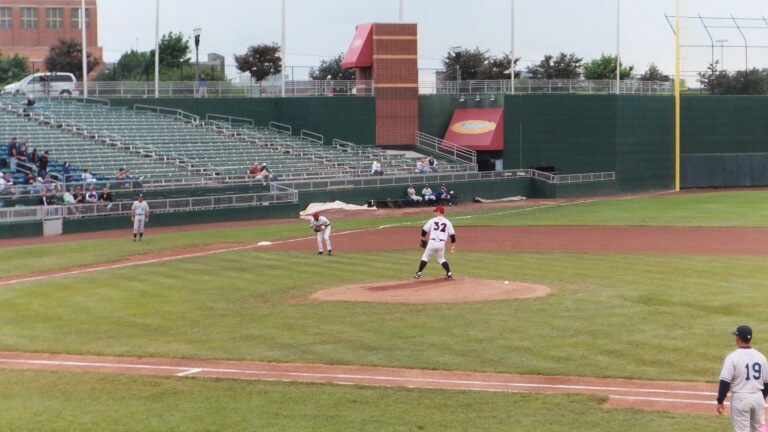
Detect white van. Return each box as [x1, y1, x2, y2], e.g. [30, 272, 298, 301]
[2, 72, 79, 96]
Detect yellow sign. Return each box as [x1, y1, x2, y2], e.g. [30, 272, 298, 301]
[451, 120, 496, 135]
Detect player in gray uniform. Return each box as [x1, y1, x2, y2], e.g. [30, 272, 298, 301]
[131, 194, 150, 242]
[413, 205, 456, 280]
[717, 325, 768, 432]
[310, 211, 332, 255]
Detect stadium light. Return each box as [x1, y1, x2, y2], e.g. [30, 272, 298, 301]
[194, 27, 202, 96]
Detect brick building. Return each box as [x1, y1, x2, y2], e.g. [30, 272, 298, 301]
[0, 0, 102, 72]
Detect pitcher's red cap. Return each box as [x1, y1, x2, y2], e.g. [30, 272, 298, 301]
[433, 206, 445, 213]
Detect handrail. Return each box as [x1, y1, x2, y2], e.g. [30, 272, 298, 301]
[133, 104, 201, 124]
[269, 121, 292, 135]
[205, 113, 254, 127]
[415, 131, 477, 166]
[300, 130, 324, 145]
[332, 138, 358, 152]
[80, 97, 111, 107]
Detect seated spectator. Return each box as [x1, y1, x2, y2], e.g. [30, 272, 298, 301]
[115, 168, 125, 180]
[36, 189, 49, 206]
[437, 184, 453, 203]
[48, 188, 59, 206]
[7, 137, 18, 172]
[247, 163, 261, 177]
[260, 163, 274, 183]
[414, 159, 428, 174]
[98, 186, 114, 211]
[63, 187, 76, 205]
[85, 186, 99, 203]
[422, 184, 437, 204]
[82, 168, 95, 183]
[406, 184, 423, 203]
[427, 155, 439, 173]
[22, 94, 35, 117]
[73, 186, 85, 205]
[371, 158, 383, 176]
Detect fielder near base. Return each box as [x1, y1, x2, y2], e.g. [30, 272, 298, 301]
[413, 205, 456, 280]
[717, 325, 768, 432]
[310, 211, 332, 255]
[131, 194, 149, 242]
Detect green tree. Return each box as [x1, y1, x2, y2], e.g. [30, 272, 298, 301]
[727, 68, 765, 95]
[0, 51, 30, 86]
[477, 54, 518, 80]
[441, 47, 491, 81]
[582, 53, 633, 80]
[526, 52, 583, 79]
[697, 61, 728, 95]
[234, 43, 282, 82]
[43, 38, 102, 80]
[309, 53, 355, 80]
[639, 63, 670, 82]
[149, 32, 191, 69]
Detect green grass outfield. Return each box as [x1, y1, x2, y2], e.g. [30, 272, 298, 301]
[0, 190, 766, 431]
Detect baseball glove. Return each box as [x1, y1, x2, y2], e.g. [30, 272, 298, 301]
[313, 226, 323, 232]
[419, 239, 427, 249]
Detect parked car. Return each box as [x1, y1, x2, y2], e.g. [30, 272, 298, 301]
[2, 72, 79, 97]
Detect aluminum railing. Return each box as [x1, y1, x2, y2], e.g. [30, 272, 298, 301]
[430, 79, 674, 95]
[76, 80, 375, 98]
[415, 131, 477, 166]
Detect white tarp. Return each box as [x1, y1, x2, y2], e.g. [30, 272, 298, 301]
[300, 200, 377, 219]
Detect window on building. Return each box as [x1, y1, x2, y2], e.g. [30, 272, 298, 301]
[46, 8, 63, 30]
[20, 7, 38, 29]
[71, 7, 90, 29]
[0, 7, 11, 29]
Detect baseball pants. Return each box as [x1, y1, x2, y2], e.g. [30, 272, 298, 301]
[730, 392, 765, 432]
[316, 226, 332, 252]
[133, 215, 146, 234]
[420, 240, 447, 263]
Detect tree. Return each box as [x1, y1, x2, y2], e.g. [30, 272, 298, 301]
[441, 47, 490, 81]
[526, 52, 583, 79]
[149, 32, 191, 69]
[309, 53, 355, 80]
[477, 54, 518, 80]
[582, 53, 633, 80]
[44, 39, 101, 80]
[697, 61, 729, 95]
[0, 51, 30, 86]
[639, 63, 670, 82]
[234, 43, 282, 82]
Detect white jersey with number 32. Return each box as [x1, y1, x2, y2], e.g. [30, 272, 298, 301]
[720, 347, 768, 394]
[423, 216, 455, 242]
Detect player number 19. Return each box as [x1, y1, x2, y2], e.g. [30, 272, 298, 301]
[745, 362, 762, 380]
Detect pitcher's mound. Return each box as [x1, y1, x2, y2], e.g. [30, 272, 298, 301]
[310, 278, 550, 304]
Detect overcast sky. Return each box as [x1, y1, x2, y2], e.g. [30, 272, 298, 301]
[98, 0, 768, 83]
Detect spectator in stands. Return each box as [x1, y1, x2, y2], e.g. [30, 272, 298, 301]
[247, 163, 261, 177]
[437, 184, 453, 204]
[82, 168, 95, 183]
[73, 186, 85, 205]
[36, 189, 50, 206]
[22, 94, 35, 117]
[98, 186, 114, 211]
[37, 151, 49, 179]
[422, 184, 437, 204]
[24, 172, 40, 194]
[48, 188, 59, 205]
[41, 176, 55, 192]
[16, 142, 28, 170]
[371, 158, 383, 176]
[63, 187, 76, 205]
[6, 137, 18, 172]
[406, 184, 423, 204]
[28, 148, 38, 167]
[61, 161, 72, 183]
[85, 186, 99, 203]
[326, 76, 334, 96]
[115, 168, 125, 180]
[198, 73, 208, 98]
[427, 155, 439, 173]
[260, 163, 273, 183]
[0, 173, 7, 194]
[414, 159, 428, 174]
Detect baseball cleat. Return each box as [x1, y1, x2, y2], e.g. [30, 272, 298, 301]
[132, 238, 136, 242]
[413, 272, 421, 279]
[318, 251, 323, 255]
[328, 250, 332, 256]
[446, 273, 453, 280]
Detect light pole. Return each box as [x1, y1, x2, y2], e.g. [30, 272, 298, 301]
[193, 27, 202, 96]
[715, 39, 728, 69]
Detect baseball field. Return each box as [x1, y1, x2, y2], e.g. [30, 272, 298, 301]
[1, 189, 767, 431]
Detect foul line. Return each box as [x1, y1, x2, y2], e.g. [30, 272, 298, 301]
[0, 196, 648, 287]
[0, 357, 716, 405]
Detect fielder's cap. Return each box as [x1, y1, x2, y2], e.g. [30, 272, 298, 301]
[433, 205, 445, 213]
[312, 211, 319, 217]
[733, 325, 753, 342]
